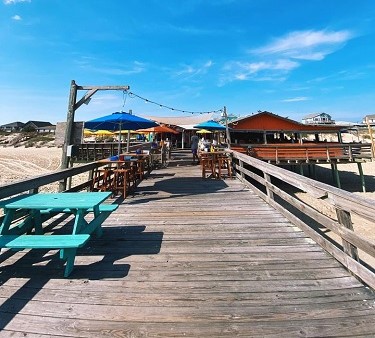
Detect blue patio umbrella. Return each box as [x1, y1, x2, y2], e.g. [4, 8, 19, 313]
[193, 120, 227, 131]
[85, 111, 158, 154]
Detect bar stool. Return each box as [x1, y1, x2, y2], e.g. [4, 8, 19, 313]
[112, 169, 131, 197]
[91, 167, 113, 192]
[215, 154, 232, 179]
[121, 160, 137, 187]
[200, 153, 215, 178]
[135, 159, 145, 181]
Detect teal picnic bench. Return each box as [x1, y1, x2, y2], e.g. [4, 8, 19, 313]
[0, 193, 118, 277]
[0, 234, 90, 277]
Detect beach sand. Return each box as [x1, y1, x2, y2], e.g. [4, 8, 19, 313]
[0, 146, 374, 265]
[0, 146, 63, 187]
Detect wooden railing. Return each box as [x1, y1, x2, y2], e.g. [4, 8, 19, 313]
[0, 162, 104, 215]
[76, 142, 150, 162]
[231, 150, 375, 289]
[231, 143, 373, 162]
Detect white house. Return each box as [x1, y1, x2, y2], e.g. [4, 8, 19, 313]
[302, 113, 334, 125]
[362, 114, 375, 124]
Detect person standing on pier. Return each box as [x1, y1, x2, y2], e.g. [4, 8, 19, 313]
[191, 132, 199, 164]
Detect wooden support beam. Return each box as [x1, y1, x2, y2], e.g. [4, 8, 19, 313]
[336, 208, 359, 262]
[74, 88, 99, 110]
[263, 172, 274, 201]
[60, 80, 78, 191]
[357, 162, 366, 193]
[331, 162, 341, 189]
[299, 163, 304, 176]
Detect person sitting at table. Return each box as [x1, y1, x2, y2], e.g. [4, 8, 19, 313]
[210, 140, 218, 152]
[199, 137, 210, 152]
[135, 146, 143, 154]
[151, 139, 158, 149]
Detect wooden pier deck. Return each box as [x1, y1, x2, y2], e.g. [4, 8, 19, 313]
[1, 153, 375, 336]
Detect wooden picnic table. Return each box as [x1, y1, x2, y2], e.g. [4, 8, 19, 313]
[0, 192, 117, 276]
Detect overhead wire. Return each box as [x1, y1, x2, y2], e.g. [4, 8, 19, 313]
[126, 90, 222, 115]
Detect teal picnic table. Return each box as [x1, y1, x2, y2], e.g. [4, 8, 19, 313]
[0, 192, 118, 276]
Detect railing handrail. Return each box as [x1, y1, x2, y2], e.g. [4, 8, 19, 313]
[243, 142, 372, 148]
[0, 161, 103, 200]
[234, 151, 374, 219]
[231, 149, 375, 289]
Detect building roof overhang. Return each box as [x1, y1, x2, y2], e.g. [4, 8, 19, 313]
[229, 111, 344, 133]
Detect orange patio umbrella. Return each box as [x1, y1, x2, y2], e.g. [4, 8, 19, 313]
[137, 125, 179, 134]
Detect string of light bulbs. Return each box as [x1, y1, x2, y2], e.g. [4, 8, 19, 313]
[124, 90, 222, 115]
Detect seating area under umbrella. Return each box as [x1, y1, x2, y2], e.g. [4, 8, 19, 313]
[85, 111, 158, 154]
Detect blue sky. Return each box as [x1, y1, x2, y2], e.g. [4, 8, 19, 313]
[1, 0, 374, 125]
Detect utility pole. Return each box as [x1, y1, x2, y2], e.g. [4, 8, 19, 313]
[59, 80, 130, 191]
[223, 106, 231, 149]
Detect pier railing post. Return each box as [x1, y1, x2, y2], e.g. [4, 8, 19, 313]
[264, 172, 274, 201]
[335, 208, 359, 262]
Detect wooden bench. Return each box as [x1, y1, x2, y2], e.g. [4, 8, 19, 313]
[0, 234, 90, 277]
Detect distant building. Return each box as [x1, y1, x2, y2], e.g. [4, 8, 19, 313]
[0, 121, 25, 132]
[362, 114, 375, 124]
[302, 113, 335, 125]
[23, 121, 55, 133]
[1, 120, 55, 133]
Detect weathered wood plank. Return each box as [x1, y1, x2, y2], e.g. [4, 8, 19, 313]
[1, 150, 375, 336]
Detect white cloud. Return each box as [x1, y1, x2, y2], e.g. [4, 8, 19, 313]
[11, 14, 22, 20]
[220, 29, 354, 86]
[221, 58, 299, 84]
[174, 60, 213, 79]
[76, 58, 147, 76]
[282, 97, 310, 102]
[253, 29, 353, 61]
[4, 0, 31, 4]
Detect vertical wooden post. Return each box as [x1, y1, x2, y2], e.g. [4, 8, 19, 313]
[67, 158, 74, 190]
[239, 159, 244, 180]
[299, 163, 304, 176]
[336, 208, 359, 261]
[348, 145, 353, 161]
[331, 162, 341, 189]
[59, 80, 78, 191]
[88, 169, 94, 191]
[357, 162, 366, 193]
[275, 146, 279, 163]
[337, 131, 343, 143]
[312, 164, 317, 179]
[264, 172, 274, 200]
[181, 130, 185, 149]
[365, 117, 375, 160]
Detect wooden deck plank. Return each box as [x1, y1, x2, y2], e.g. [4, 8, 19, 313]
[1, 150, 375, 337]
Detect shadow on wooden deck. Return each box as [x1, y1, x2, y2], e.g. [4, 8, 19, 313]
[1, 149, 375, 336]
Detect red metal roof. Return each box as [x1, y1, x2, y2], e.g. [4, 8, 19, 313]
[229, 111, 343, 132]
